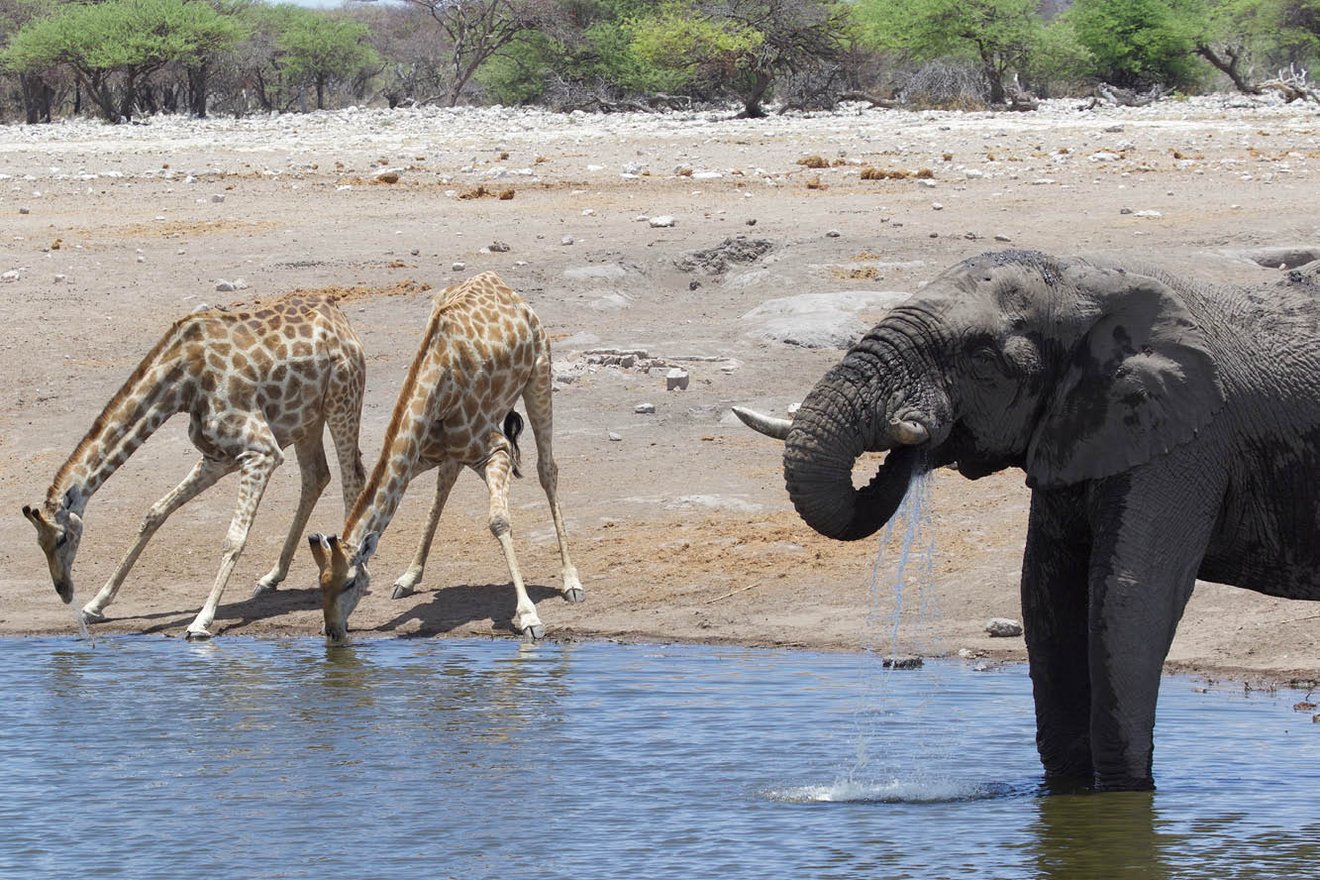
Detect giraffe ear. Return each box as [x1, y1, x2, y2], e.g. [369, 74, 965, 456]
[308, 533, 331, 573]
[355, 532, 379, 564]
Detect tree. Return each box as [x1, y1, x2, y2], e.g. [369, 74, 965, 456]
[628, 0, 851, 117]
[278, 9, 379, 109]
[401, 0, 550, 105]
[856, 0, 1044, 104]
[1068, 0, 1203, 89]
[3, 0, 242, 121]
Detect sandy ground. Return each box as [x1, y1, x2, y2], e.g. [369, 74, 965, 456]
[1, 98, 1318, 686]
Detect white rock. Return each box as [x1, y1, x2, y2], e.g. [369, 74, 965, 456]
[931, 202, 944, 211]
[452, 261, 466, 271]
[2, 269, 20, 283]
[666, 368, 690, 391]
[561, 235, 575, 246]
[985, 618, 1024, 637]
[211, 194, 225, 203]
[635, 402, 656, 414]
[918, 179, 937, 188]
[215, 280, 236, 292]
[54, 274, 66, 283]
[648, 215, 676, 228]
[608, 431, 623, 441]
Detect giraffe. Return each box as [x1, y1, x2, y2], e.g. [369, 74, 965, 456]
[22, 295, 367, 639]
[308, 271, 583, 644]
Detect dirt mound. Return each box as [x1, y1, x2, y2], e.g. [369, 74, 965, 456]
[676, 237, 775, 275]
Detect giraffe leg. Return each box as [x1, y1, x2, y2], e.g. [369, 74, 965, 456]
[392, 460, 461, 599]
[82, 457, 233, 624]
[523, 355, 584, 603]
[254, 434, 330, 595]
[186, 442, 283, 640]
[482, 451, 543, 639]
[326, 354, 367, 512]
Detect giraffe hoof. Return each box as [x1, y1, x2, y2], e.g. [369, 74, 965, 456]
[80, 608, 107, 625]
[390, 583, 414, 600]
[564, 587, 585, 604]
[185, 627, 213, 641]
[521, 623, 545, 640]
[252, 581, 277, 597]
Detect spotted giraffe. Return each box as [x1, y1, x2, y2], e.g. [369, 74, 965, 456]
[309, 271, 583, 643]
[23, 295, 366, 639]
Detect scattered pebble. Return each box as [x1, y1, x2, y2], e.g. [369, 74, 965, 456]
[452, 261, 466, 271]
[931, 202, 944, 211]
[649, 215, 676, 228]
[215, 280, 236, 292]
[985, 618, 1023, 637]
[2, 269, 20, 283]
[487, 241, 511, 253]
[211, 194, 225, 203]
[666, 368, 689, 391]
[634, 403, 656, 414]
[825, 229, 840, 238]
[18, 207, 30, 215]
[561, 235, 575, 245]
[608, 431, 623, 442]
[745, 218, 757, 226]
[994, 234, 1012, 242]
[53, 274, 66, 283]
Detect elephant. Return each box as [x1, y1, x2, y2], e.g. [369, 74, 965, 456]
[735, 250, 1320, 791]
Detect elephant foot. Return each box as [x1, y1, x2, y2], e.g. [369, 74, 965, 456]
[80, 607, 107, 625]
[390, 583, 414, 600]
[185, 626, 213, 641]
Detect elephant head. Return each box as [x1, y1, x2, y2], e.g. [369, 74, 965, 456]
[738, 251, 1223, 539]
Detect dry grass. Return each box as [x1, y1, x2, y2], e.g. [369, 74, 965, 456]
[229, 279, 432, 310]
[458, 185, 517, 200]
[831, 266, 879, 281]
[859, 167, 936, 181]
[797, 155, 830, 169]
[805, 176, 828, 191]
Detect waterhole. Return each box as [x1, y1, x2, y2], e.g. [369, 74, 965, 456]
[1, 636, 1316, 878]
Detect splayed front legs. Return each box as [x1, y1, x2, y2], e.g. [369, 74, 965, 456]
[81, 457, 233, 623]
[391, 462, 461, 599]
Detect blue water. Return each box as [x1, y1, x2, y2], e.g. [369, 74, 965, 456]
[1, 636, 1317, 879]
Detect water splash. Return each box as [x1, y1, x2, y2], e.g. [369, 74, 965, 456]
[863, 468, 938, 657]
[766, 777, 1010, 805]
[69, 594, 95, 645]
[843, 465, 941, 785]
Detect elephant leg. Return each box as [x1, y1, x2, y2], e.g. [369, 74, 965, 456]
[1085, 464, 1221, 791]
[1021, 485, 1094, 787]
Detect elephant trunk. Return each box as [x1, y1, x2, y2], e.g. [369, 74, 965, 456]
[783, 336, 937, 542]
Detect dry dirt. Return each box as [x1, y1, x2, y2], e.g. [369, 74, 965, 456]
[1, 100, 1318, 686]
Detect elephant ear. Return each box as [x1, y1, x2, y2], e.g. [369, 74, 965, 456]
[1025, 265, 1224, 488]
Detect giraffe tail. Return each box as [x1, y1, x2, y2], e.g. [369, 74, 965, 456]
[503, 411, 524, 479]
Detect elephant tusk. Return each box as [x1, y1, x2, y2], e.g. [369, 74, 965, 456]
[889, 418, 930, 446]
[732, 406, 793, 440]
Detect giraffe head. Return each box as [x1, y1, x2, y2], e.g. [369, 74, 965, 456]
[22, 488, 85, 603]
[308, 531, 377, 644]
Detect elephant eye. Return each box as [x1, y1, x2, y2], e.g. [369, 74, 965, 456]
[969, 345, 1003, 378]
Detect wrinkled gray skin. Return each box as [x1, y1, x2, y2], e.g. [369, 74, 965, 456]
[743, 251, 1320, 791]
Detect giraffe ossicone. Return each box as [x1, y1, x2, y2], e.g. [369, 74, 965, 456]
[311, 271, 583, 644]
[24, 295, 368, 639]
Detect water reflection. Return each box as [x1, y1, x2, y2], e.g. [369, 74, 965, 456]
[1028, 790, 1175, 880]
[2, 638, 1317, 880]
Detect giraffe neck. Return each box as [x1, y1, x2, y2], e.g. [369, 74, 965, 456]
[48, 343, 189, 512]
[342, 310, 450, 551]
